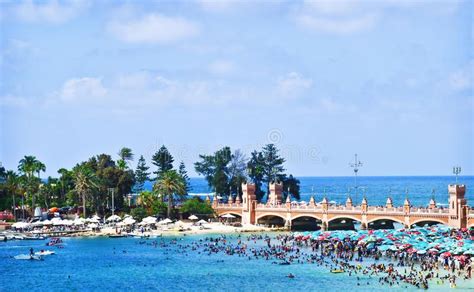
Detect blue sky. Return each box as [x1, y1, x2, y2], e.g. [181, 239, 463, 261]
[0, 0, 472, 177]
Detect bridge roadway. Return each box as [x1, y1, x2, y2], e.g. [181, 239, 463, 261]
[212, 183, 474, 229]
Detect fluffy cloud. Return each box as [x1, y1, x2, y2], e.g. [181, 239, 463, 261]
[277, 72, 313, 97]
[59, 77, 107, 102]
[107, 13, 200, 44]
[12, 0, 89, 23]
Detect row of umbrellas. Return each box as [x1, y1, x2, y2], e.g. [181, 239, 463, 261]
[294, 225, 474, 257]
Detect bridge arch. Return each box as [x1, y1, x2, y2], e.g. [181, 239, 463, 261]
[367, 217, 405, 225]
[291, 214, 323, 221]
[256, 213, 287, 222]
[410, 218, 448, 227]
[327, 215, 362, 223]
[217, 211, 242, 218]
[256, 213, 286, 227]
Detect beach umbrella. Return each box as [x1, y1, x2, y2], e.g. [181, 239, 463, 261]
[74, 218, 86, 225]
[463, 249, 474, 255]
[12, 222, 30, 228]
[49, 207, 59, 213]
[107, 215, 121, 222]
[32, 221, 44, 226]
[158, 218, 173, 225]
[197, 219, 208, 225]
[88, 223, 98, 228]
[123, 217, 136, 225]
[188, 215, 199, 220]
[42, 219, 52, 225]
[92, 215, 101, 221]
[221, 214, 236, 219]
[142, 216, 157, 224]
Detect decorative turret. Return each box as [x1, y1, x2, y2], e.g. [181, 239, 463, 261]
[448, 184, 467, 228]
[242, 183, 256, 211]
[386, 197, 393, 208]
[285, 194, 291, 208]
[309, 195, 315, 207]
[428, 197, 436, 209]
[268, 182, 283, 205]
[361, 197, 368, 212]
[345, 196, 353, 208]
[205, 195, 211, 203]
[235, 194, 241, 204]
[321, 197, 328, 211]
[403, 198, 410, 213]
[212, 194, 218, 208]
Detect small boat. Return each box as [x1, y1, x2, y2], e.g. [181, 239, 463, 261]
[108, 234, 128, 238]
[14, 254, 43, 261]
[23, 236, 46, 240]
[330, 269, 345, 273]
[34, 250, 55, 256]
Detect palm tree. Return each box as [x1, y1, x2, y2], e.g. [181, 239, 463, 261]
[154, 170, 185, 218]
[34, 161, 46, 179]
[73, 166, 98, 218]
[5, 171, 19, 218]
[118, 147, 134, 169]
[18, 156, 40, 209]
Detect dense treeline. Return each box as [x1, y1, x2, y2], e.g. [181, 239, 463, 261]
[0, 144, 299, 220]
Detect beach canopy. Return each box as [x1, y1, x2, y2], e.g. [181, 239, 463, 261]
[221, 214, 236, 219]
[42, 219, 52, 225]
[107, 215, 122, 222]
[12, 222, 30, 228]
[197, 219, 208, 225]
[123, 217, 136, 225]
[74, 218, 86, 225]
[86, 218, 99, 223]
[158, 218, 173, 225]
[142, 216, 157, 224]
[188, 215, 198, 220]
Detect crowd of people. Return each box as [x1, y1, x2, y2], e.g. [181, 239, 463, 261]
[136, 227, 473, 289]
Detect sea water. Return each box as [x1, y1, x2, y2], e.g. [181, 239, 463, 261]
[145, 176, 474, 207]
[1, 234, 472, 291]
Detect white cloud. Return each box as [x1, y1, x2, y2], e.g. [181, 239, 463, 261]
[303, 0, 358, 15]
[107, 13, 200, 44]
[277, 72, 313, 97]
[59, 77, 107, 102]
[208, 60, 235, 75]
[13, 0, 89, 23]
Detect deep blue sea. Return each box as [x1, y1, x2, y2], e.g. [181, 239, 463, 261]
[2, 234, 472, 291]
[145, 176, 474, 207]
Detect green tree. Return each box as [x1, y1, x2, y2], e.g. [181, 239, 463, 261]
[261, 144, 285, 195]
[246, 151, 265, 201]
[134, 155, 150, 193]
[117, 147, 134, 170]
[178, 161, 191, 195]
[227, 150, 247, 199]
[131, 207, 147, 221]
[180, 197, 214, 216]
[18, 156, 42, 209]
[154, 170, 185, 218]
[151, 145, 174, 179]
[195, 147, 232, 199]
[138, 191, 166, 215]
[282, 174, 301, 201]
[73, 165, 98, 218]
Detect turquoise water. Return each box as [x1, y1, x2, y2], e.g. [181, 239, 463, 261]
[1, 234, 471, 291]
[145, 176, 474, 207]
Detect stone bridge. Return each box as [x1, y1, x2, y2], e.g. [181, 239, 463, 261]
[211, 183, 473, 230]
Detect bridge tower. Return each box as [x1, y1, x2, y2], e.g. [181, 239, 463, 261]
[241, 183, 256, 225]
[268, 182, 283, 205]
[448, 184, 467, 228]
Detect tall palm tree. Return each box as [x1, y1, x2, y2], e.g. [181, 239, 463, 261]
[34, 161, 46, 179]
[118, 147, 134, 169]
[18, 156, 40, 209]
[154, 170, 185, 218]
[5, 171, 19, 218]
[73, 166, 98, 218]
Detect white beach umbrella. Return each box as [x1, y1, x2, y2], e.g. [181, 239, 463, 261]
[92, 215, 101, 220]
[188, 215, 198, 220]
[12, 222, 30, 228]
[123, 217, 136, 225]
[74, 218, 86, 225]
[107, 215, 122, 222]
[32, 221, 44, 226]
[62, 219, 74, 226]
[142, 216, 157, 224]
[88, 223, 98, 228]
[42, 219, 52, 225]
[158, 218, 173, 225]
[197, 219, 208, 225]
[221, 214, 236, 219]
